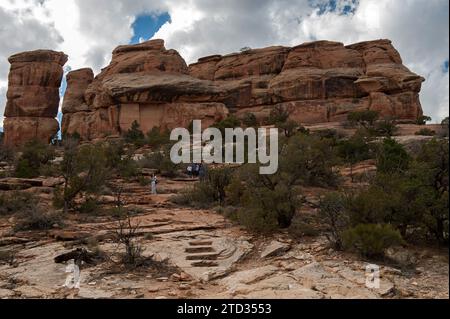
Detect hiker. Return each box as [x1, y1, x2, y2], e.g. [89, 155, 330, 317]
[194, 163, 201, 177]
[187, 164, 193, 178]
[151, 174, 158, 195]
[199, 163, 207, 181]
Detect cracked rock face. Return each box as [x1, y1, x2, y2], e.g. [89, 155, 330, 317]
[3, 50, 67, 146]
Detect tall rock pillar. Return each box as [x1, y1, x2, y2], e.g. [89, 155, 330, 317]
[3, 50, 68, 146]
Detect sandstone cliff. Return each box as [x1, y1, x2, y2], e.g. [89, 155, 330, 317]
[62, 39, 424, 141]
[3, 50, 67, 146]
[3, 39, 424, 144]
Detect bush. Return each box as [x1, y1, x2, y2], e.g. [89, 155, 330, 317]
[78, 198, 101, 215]
[319, 192, 349, 249]
[171, 166, 233, 208]
[213, 116, 242, 135]
[347, 110, 380, 129]
[242, 113, 258, 127]
[278, 120, 300, 137]
[14, 207, 62, 232]
[415, 128, 436, 136]
[376, 138, 410, 174]
[146, 127, 171, 149]
[342, 224, 404, 258]
[113, 210, 143, 267]
[416, 115, 432, 125]
[0, 143, 14, 163]
[0, 192, 37, 216]
[139, 146, 179, 177]
[267, 105, 289, 125]
[14, 140, 55, 178]
[374, 118, 399, 137]
[124, 121, 145, 147]
[236, 178, 300, 232]
[56, 141, 111, 213]
[337, 134, 373, 181]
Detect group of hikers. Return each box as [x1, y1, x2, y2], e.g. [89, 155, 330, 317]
[149, 162, 208, 195]
[186, 162, 207, 180]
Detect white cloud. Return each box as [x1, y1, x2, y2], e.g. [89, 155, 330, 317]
[0, 0, 448, 127]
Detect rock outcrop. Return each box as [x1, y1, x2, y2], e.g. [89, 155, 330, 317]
[61, 39, 230, 140]
[61, 39, 424, 141]
[2, 39, 422, 143]
[3, 50, 67, 146]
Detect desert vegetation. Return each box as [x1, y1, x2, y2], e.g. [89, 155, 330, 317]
[0, 112, 448, 298]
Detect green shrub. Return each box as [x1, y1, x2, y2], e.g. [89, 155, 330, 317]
[237, 182, 300, 232]
[376, 138, 411, 174]
[139, 147, 179, 177]
[342, 224, 404, 258]
[56, 142, 111, 213]
[213, 116, 242, 135]
[337, 134, 373, 181]
[415, 128, 436, 136]
[78, 198, 101, 215]
[146, 127, 171, 149]
[14, 140, 55, 178]
[416, 115, 432, 125]
[124, 121, 145, 147]
[374, 118, 399, 137]
[171, 166, 233, 208]
[319, 192, 350, 249]
[242, 113, 258, 127]
[0, 192, 37, 216]
[14, 207, 62, 232]
[278, 120, 300, 137]
[288, 217, 320, 238]
[0, 143, 14, 163]
[347, 110, 380, 129]
[267, 105, 289, 125]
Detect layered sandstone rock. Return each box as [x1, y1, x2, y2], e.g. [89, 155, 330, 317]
[62, 40, 229, 140]
[61, 39, 424, 141]
[3, 50, 67, 146]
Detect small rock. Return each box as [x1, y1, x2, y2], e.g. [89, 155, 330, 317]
[179, 284, 190, 290]
[170, 273, 181, 281]
[261, 241, 291, 258]
[148, 287, 159, 293]
[179, 272, 191, 282]
[156, 277, 169, 282]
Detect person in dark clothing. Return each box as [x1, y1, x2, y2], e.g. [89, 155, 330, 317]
[193, 163, 201, 177]
[198, 163, 207, 181]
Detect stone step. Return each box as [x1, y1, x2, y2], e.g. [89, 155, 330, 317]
[186, 252, 219, 261]
[191, 261, 219, 268]
[185, 246, 215, 254]
[189, 240, 213, 246]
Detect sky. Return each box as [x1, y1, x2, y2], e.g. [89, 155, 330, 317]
[0, 0, 448, 131]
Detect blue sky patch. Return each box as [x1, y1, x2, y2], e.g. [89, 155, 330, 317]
[130, 12, 171, 44]
[310, 0, 358, 15]
[442, 60, 449, 73]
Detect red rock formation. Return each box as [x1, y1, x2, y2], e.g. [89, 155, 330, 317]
[3, 50, 67, 146]
[59, 39, 424, 141]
